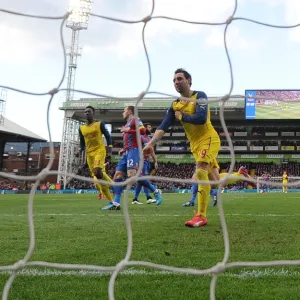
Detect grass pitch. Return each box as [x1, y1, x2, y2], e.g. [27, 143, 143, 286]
[255, 102, 300, 119]
[1, 193, 300, 300]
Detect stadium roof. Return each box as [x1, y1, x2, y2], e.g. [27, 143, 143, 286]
[59, 97, 245, 123]
[60, 96, 245, 110]
[0, 117, 47, 143]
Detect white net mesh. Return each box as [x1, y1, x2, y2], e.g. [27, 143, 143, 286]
[1, 1, 300, 299]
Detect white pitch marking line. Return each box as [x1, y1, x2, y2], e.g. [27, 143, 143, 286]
[0, 268, 299, 278]
[1, 213, 300, 217]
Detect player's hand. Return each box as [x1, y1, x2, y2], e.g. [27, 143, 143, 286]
[120, 126, 129, 133]
[118, 149, 125, 156]
[175, 111, 182, 120]
[143, 144, 151, 155]
[154, 162, 158, 170]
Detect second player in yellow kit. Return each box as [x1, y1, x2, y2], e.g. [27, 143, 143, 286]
[282, 171, 288, 193]
[143, 68, 221, 227]
[79, 106, 114, 201]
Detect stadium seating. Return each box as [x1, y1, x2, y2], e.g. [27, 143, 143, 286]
[65, 161, 300, 191]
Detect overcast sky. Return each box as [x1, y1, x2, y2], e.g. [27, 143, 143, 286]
[1, 0, 300, 141]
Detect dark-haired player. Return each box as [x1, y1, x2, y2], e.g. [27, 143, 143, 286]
[143, 68, 220, 227]
[79, 106, 114, 202]
[102, 106, 162, 210]
[132, 122, 158, 204]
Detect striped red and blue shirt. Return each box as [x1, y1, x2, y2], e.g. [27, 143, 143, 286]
[123, 118, 146, 150]
[141, 134, 151, 160]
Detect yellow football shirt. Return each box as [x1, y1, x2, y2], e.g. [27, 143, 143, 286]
[79, 121, 106, 154]
[171, 91, 219, 152]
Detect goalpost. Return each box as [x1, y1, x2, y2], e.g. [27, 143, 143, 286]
[1, 0, 300, 300]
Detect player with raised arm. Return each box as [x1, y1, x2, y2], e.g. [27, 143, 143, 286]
[132, 122, 158, 204]
[282, 170, 288, 193]
[79, 106, 114, 202]
[143, 68, 220, 227]
[102, 106, 162, 210]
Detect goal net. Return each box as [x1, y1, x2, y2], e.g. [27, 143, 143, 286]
[1, 1, 300, 300]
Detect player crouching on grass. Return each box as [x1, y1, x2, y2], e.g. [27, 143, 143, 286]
[182, 166, 256, 207]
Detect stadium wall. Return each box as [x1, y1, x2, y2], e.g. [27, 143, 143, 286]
[2, 146, 60, 182]
[110, 154, 300, 163]
[2, 188, 300, 195]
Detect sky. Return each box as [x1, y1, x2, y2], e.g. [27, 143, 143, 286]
[0, 0, 300, 142]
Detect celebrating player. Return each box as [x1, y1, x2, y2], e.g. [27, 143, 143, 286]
[143, 68, 220, 227]
[132, 122, 158, 204]
[79, 106, 114, 202]
[282, 170, 288, 193]
[102, 106, 163, 210]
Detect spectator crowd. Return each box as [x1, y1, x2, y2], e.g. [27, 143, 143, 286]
[1, 161, 300, 191]
[64, 161, 300, 191]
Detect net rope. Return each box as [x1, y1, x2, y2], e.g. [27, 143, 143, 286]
[1, 0, 300, 299]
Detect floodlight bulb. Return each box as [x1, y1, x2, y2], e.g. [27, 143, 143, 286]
[68, 0, 92, 25]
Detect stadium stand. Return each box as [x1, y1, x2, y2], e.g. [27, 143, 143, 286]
[2, 101, 300, 192]
[65, 160, 300, 191]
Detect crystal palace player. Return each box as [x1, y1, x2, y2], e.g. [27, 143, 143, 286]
[79, 106, 114, 202]
[143, 68, 220, 227]
[102, 106, 163, 210]
[261, 171, 271, 193]
[132, 122, 158, 204]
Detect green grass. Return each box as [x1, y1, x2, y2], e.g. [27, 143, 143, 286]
[1, 193, 300, 299]
[256, 102, 300, 119]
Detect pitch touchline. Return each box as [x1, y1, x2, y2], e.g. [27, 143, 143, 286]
[0, 268, 299, 278]
[1, 213, 300, 217]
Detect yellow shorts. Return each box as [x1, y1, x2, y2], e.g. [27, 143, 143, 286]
[282, 180, 288, 185]
[192, 136, 220, 170]
[86, 150, 106, 176]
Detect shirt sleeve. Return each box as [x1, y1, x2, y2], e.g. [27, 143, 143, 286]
[79, 128, 85, 150]
[100, 121, 113, 154]
[181, 91, 208, 125]
[157, 104, 176, 131]
[127, 119, 146, 135]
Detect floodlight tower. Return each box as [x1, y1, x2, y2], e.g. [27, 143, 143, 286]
[0, 89, 7, 126]
[57, 0, 92, 188]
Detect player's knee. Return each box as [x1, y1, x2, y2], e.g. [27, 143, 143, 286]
[113, 171, 123, 180]
[127, 169, 136, 178]
[208, 168, 219, 185]
[195, 168, 208, 181]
